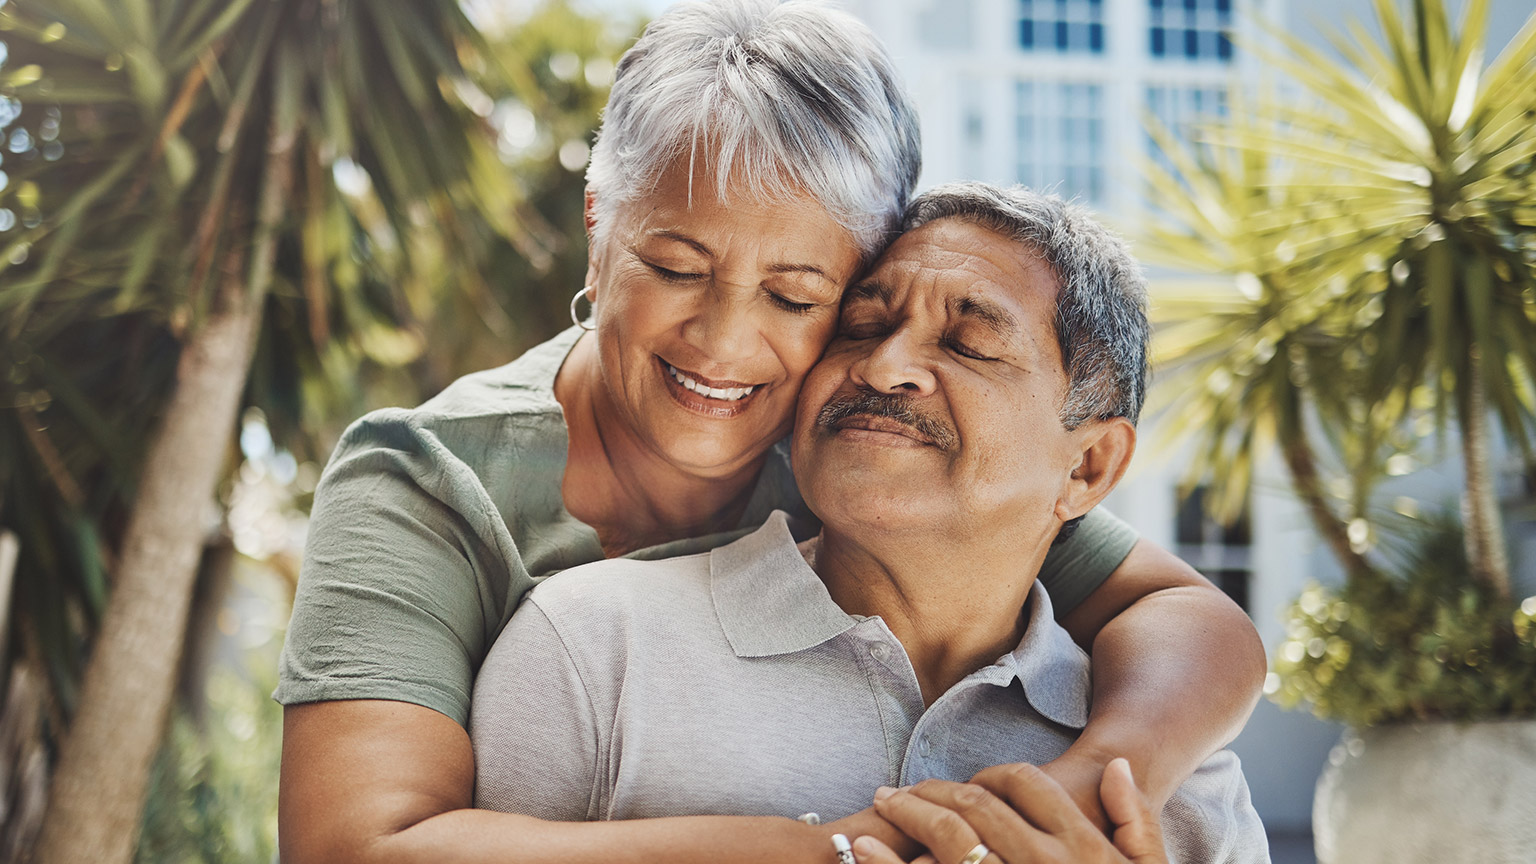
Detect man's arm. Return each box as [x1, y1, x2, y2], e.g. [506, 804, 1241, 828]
[279, 700, 914, 864]
[1043, 539, 1266, 828]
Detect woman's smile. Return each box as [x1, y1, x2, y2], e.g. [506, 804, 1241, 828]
[659, 357, 765, 417]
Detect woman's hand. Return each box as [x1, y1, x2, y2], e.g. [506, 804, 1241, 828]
[852, 758, 1166, 864]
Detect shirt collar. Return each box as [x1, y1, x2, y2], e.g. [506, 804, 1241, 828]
[710, 511, 1092, 730]
[993, 582, 1092, 729]
[710, 511, 858, 657]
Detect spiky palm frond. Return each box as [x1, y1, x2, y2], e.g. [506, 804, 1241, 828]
[1146, 0, 1536, 594]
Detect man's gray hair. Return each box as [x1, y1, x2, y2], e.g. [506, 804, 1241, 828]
[586, 0, 921, 259]
[904, 182, 1150, 429]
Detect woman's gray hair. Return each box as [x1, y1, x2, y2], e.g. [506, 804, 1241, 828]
[904, 182, 1150, 429]
[586, 0, 921, 259]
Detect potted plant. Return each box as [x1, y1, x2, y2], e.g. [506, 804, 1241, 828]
[1145, 0, 1536, 860]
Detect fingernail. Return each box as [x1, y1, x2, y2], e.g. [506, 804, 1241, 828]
[873, 785, 896, 800]
[853, 836, 880, 853]
[1110, 757, 1133, 781]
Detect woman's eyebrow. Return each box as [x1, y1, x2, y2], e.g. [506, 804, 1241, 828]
[767, 262, 832, 282]
[648, 229, 713, 257]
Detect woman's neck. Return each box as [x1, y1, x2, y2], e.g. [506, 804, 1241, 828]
[554, 334, 766, 557]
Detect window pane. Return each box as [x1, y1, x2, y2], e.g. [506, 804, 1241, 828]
[1021, 0, 1106, 54]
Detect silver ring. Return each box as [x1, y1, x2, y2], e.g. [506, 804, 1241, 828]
[957, 843, 990, 864]
[831, 833, 856, 864]
[569, 285, 596, 331]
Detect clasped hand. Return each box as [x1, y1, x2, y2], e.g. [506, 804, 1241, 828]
[850, 758, 1167, 864]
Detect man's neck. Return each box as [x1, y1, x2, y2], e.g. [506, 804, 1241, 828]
[811, 524, 1051, 706]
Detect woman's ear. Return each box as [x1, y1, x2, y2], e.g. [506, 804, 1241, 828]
[1053, 418, 1136, 524]
[583, 187, 601, 295]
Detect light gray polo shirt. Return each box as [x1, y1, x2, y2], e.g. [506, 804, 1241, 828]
[470, 512, 1268, 863]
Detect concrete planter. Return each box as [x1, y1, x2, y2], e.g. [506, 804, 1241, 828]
[1313, 719, 1536, 864]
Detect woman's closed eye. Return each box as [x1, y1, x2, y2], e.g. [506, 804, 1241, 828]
[766, 291, 817, 315]
[645, 261, 707, 282]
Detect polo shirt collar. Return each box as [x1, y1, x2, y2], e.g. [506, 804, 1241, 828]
[994, 582, 1091, 729]
[710, 511, 857, 657]
[710, 511, 1092, 730]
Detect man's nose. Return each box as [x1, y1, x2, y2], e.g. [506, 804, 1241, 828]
[848, 329, 937, 395]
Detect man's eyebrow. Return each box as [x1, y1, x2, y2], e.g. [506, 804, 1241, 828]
[952, 294, 1019, 337]
[845, 280, 892, 304]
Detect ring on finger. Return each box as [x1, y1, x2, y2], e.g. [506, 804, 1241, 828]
[958, 843, 990, 864]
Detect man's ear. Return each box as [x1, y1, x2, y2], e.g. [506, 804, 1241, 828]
[1054, 417, 1136, 524]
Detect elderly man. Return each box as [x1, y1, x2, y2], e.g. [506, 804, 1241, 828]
[469, 183, 1268, 864]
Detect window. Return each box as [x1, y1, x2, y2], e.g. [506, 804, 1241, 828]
[1149, 0, 1234, 61]
[1174, 485, 1253, 612]
[1020, 0, 1106, 54]
[1145, 84, 1230, 166]
[1016, 81, 1105, 205]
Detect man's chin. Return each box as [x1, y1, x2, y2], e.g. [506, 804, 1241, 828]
[804, 474, 943, 531]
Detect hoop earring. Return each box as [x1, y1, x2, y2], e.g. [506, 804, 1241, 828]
[569, 285, 596, 331]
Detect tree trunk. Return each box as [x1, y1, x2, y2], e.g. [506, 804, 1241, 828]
[33, 79, 296, 862]
[1277, 402, 1380, 582]
[30, 249, 265, 864]
[1460, 348, 1512, 599]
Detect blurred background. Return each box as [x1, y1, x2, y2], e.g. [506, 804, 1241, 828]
[0, 0, 1532, 862]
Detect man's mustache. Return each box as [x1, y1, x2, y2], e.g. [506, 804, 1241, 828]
[815, 390, 958, 451]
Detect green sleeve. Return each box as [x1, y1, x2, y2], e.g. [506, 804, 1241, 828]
[275, 409, 533, 728]
[1036, 506, 1139, 616]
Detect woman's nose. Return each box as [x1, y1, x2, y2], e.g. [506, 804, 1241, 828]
[679, 289, 757, 365]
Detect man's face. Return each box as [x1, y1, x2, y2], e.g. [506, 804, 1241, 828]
[792, 218, 1090, 542]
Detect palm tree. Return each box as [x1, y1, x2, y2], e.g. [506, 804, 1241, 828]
[0, 2, 555, 861]
[1148, 0, 1536, 596]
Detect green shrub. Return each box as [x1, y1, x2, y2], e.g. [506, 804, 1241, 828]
[1270, 520, 1536, 727]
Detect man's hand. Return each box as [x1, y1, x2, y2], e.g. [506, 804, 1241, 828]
[848, 759, 1166, 864]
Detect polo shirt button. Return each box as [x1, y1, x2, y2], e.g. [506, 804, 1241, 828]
[869, 642, 891, 662]
[918, 734, 933, 757]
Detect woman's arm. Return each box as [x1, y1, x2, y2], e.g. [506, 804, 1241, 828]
[278, 700, 916, 864]
[1041, 539, 1266, 829]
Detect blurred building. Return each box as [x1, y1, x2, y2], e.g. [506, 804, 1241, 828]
[835, 0, 1535, 858]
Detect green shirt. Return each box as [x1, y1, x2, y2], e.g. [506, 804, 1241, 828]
[275, 326, 1138, 726]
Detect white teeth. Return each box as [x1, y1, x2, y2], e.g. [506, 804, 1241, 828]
[667, 364, 756, 401]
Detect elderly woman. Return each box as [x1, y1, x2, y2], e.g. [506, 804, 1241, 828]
[276, 2, 1265, 862]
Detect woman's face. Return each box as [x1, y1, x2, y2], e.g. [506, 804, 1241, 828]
[587, 157, 865, 478]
